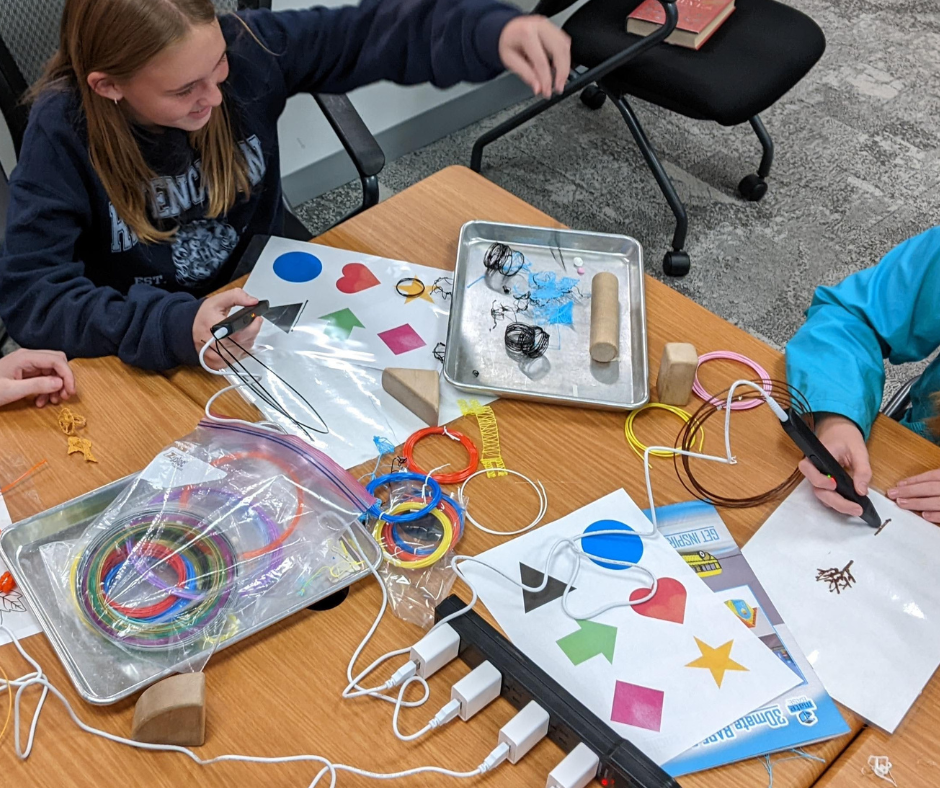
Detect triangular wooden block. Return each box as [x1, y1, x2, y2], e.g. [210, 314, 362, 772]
[132, 672, 206, 746]
[382, 368, 440, 426]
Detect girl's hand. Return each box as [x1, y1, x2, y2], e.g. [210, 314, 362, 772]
[798, 415, 873, 517]
[0, 349, 76, 408]
[889, 471, 940, 523]
[193, 289, 262, 371]
[499, 16, 571, 99]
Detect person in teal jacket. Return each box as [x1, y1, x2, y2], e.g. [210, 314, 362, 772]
[786, 225, 940, 524]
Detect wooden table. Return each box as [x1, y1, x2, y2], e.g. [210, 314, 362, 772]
[815, 686, 940, 788]
[2, 166, 938, 788]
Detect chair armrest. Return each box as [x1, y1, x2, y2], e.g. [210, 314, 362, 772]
[313, 93, 385, 179]
[563, 0, 679, 96]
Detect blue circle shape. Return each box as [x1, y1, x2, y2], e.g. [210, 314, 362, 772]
[273, 251, 322, 283]
[582, 520, 644, 570]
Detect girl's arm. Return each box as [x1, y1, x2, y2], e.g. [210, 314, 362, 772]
[237, 0, 523, 97]
[785, 225, 940, 439]
[0, 130, 201, 372]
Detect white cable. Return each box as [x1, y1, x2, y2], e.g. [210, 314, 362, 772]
[458, 468, 548, 537]
[340, 544, 426, 704]
[198, 332, 231, 376]
[204, 381, 286, 432]
[643, 379, 783, 529]
[452, 528, 657, 622]
[392, 686, 460, 742]
[0, 624, 511, 788]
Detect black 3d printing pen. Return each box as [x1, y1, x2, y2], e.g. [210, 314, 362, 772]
[764, 398, 882, 528]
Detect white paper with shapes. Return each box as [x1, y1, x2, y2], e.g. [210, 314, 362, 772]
[743, 481, 940, 732]
[239, 237, 494, 468]
[0, 491, 42, 645]
[460, 489, 801, 765]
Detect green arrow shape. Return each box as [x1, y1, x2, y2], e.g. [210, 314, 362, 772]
[556, 620, 617, 666]
[318, 308, 364, 340]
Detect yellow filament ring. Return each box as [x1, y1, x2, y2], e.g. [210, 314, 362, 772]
[373, 502, 454, 570]
[625, 403, 705, 464]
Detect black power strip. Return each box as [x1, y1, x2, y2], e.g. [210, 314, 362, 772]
[435, 596, 679, 788]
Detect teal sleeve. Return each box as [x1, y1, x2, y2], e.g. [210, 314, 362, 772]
[785, 225, 940, 439]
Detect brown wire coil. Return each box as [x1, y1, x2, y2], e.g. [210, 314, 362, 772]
[672, 379, 813, 509]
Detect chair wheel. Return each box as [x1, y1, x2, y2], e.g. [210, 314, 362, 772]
[663, 250, 691, 277]
[580, 85, 607, 110]
[738, 173, 768, 202]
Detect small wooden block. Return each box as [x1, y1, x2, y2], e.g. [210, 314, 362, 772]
[382, 368, 440, 426]
[132, 672, 206, 746]
[590, 272, 621, 363]
[657, 343, 699, 406]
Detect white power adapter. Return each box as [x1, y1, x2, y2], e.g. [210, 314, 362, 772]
[546, 743, 600, 788]
[451, 660, 502, 721]
[409, 624, 460, 679]
[498, 701, 550, 764]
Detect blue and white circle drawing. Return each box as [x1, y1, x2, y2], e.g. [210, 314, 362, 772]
[582, 520, 644, 570]
[273, 251, 323, 283]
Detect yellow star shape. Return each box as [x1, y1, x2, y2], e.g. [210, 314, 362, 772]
[400, 279, 434, 304]
[685, 637, 748, 688]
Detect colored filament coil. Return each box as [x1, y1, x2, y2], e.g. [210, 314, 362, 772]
[692, 351, 772, 411]
[74, 512, 238, 650]
[624, 403, 705, 464]
[373, 501, 456, 570]
[403, 427, 480, 485]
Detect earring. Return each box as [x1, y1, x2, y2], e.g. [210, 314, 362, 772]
[113, 98, 118, 106]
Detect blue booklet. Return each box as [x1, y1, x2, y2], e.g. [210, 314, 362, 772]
[648, 501, 850, 777]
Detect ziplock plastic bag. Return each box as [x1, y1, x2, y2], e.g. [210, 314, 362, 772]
[365, 472, 465, 629]
[41, 420, 377, 679]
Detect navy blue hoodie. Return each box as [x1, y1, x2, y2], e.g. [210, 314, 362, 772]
[0, 0, 520, 370]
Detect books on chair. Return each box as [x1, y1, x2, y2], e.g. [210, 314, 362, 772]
[627, 0, 735, 50]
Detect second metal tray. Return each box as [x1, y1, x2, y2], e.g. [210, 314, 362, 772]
[443, 221, 649, 410]
[0, 476, 380, 705]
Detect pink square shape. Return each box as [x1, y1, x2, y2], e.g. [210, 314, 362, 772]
[378, 324, 426, 355]
[610, 680, 665, 732]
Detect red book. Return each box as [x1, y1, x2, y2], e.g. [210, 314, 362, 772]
[627, 0, 735, 50]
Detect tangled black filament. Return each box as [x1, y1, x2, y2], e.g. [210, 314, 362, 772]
[484, 243, 525, 277]
[504, 322, 550, 359]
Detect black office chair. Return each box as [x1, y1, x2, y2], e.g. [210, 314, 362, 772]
[471, 0, 826, 277]
[0, 0, 385, 243]
[883, 375, 921, 422]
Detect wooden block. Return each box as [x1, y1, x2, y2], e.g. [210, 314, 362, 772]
[589, 272, 620, 363]
[382, 368, 440, 426]
[132, 672, 206, 746]
[657, 342, 699, 406]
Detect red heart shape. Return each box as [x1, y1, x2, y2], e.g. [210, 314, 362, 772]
[336, 263, 380, 294]
[629, 577, 687, 625]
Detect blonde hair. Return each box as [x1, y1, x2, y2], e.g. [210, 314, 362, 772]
[30, 0, 252, 244]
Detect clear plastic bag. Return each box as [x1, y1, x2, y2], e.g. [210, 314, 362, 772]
[365, 471, 464, 629]
[41, 420, 377, 677]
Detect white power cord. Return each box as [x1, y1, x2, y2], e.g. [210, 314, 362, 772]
[0, 623, 517, 788]
[198, 331, 287, 433]
[642, 379, 785, 529]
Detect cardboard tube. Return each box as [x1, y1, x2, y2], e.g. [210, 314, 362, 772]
[590, 272, 620, 363]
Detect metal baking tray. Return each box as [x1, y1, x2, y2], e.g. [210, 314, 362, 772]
[443, 221, 649, 410]
[0, 476, 380, 705]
